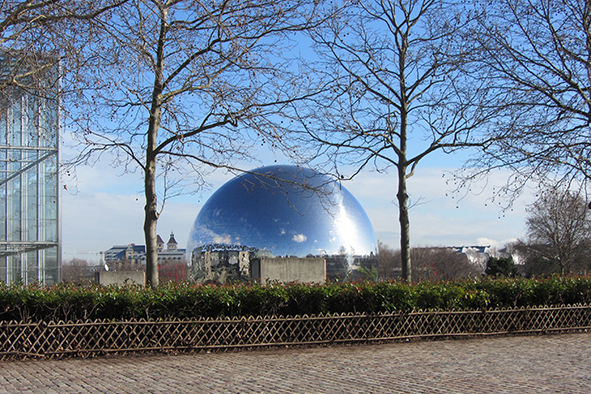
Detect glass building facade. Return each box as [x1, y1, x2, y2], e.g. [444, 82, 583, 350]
[0, 55, 60, 284]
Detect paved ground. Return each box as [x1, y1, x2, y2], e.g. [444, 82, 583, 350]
[1, 333, 591, 393]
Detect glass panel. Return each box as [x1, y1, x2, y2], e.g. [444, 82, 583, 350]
[10, 100, 22, 146]
[0, 184, 5, 240]
[0, 58, 60, 284]
[0, 256, 6, 282]
[42, 247, 59, 285]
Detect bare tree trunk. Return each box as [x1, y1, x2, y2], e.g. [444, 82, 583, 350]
[297, 1, 491, 277]
[144, 147, 159, 288]
[397, 163, 411, 282]
[397, 130, 412, 281]
[144, 8, 167, 288]
[398, 37, 411, 282]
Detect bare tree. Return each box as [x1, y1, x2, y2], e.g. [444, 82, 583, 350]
[68, 0, 329, 287]
[412, 247, 480, 281]
[519, 188, 591, 275]
[460, 0, 591, 194]
[62, 258, 92, 283]
[378, 241, 400, 280]
[288, 0, 492, 281]
[377, 242, 479, 281]
[0, 1, 126, 95]
[159, 259, 187, 283]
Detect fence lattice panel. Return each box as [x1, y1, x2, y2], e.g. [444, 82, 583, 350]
[1, 305, 590, 360]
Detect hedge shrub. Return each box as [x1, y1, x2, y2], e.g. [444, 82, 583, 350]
[1, 276, 591, 322]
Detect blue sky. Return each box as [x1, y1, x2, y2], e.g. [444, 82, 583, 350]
[61, 146, 536, 264]
[56, 2, 544, 264]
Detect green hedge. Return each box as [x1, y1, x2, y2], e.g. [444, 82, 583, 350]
[2, 276, 591, 322]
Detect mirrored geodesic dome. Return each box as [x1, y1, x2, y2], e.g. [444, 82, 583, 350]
[187, 165, 377, 282]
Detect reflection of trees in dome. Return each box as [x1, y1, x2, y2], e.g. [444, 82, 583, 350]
[324, 252, 377, 282]
[190, 243, 378, 284]
[254, 250, 275, 259]
[190, 244, 257, 283]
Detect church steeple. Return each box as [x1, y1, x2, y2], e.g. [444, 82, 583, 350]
[167, 231, 178, 251]
[157, 235, 165, 252]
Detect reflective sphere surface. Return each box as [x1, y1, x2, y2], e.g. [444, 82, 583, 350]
[187, 165, 377, 260]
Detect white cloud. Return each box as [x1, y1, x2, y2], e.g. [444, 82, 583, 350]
[292, 233, 307, 243]
[346, 166, 534, 250]
[62, 192, 144, 262]
[61, 147, 537, 263]
[476, 237, 519, 249]
[62, 189, 202, 263]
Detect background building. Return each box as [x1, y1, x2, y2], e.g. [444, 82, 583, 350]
[104, 232, 186, 270]
[157, 232, 186, 262]
[0, 54, 60, 285]
[103, 244, 146, 267]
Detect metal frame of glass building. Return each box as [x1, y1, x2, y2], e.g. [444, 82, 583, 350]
[0, 54, 60, 284]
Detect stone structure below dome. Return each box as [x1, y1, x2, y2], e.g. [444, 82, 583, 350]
[252, 257, 326, 285]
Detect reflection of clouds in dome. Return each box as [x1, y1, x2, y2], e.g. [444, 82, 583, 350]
[292, 233, 307, 243]
[213, 234, 232, 244]
[197, 225, 233, 244]
[280, 228, 285, 235]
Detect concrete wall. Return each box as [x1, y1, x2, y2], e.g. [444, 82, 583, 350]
[258, 257, 326, 284]
[95, 271, 145, 286]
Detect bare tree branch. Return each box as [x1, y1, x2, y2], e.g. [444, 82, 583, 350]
[285, 0, 491, 281]
[461, 0, 591, 193]
[66, 0, 333, 287]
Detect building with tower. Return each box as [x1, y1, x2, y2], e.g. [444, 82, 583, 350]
[157, 232, 186, 262]
[103, 232, 186, 270]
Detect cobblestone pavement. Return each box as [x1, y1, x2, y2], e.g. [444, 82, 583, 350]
[1, 333, 591, 393]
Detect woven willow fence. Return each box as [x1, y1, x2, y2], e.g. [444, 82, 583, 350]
[1, 304, 590, 360]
